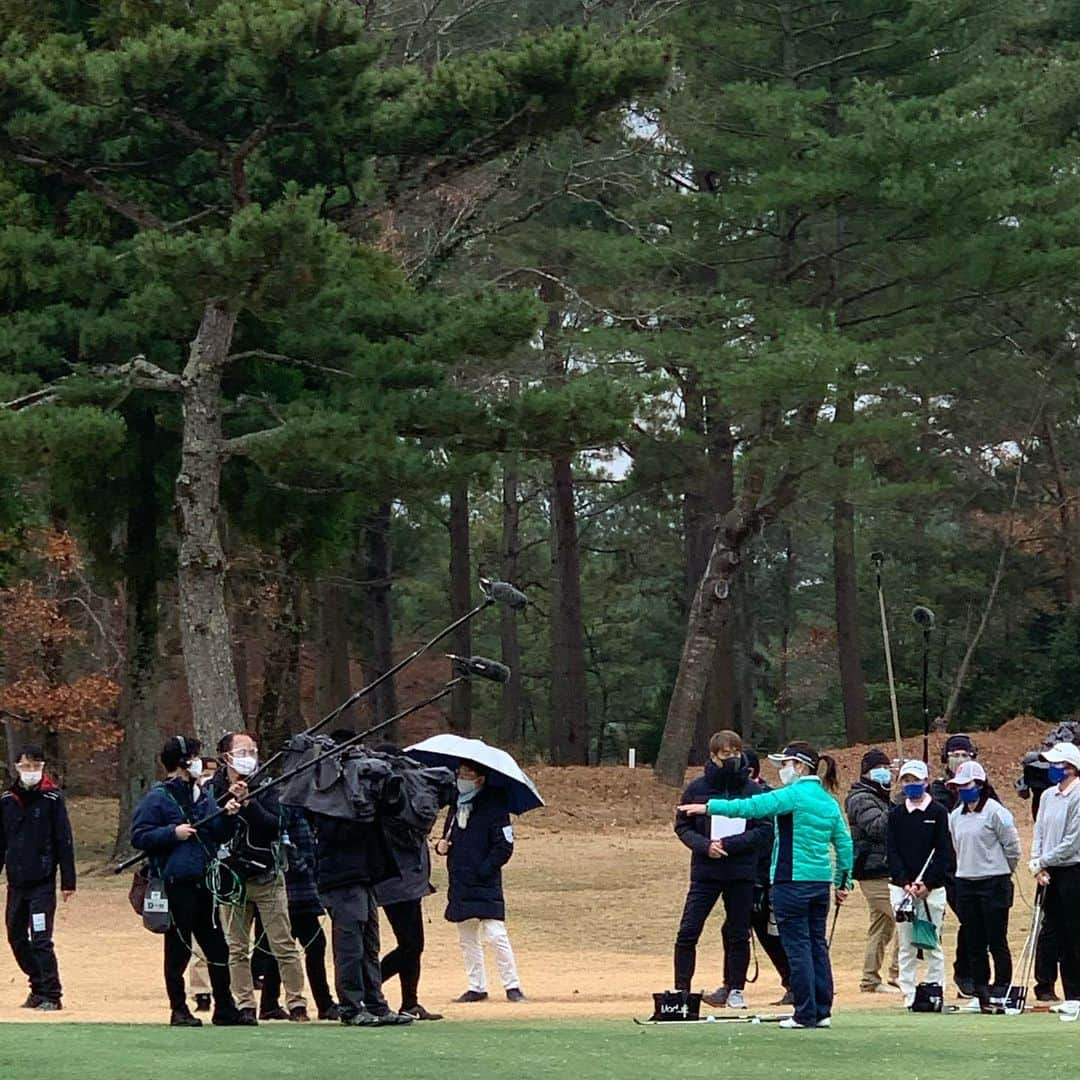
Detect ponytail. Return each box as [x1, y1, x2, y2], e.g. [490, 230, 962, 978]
[818, 753, 839, 794]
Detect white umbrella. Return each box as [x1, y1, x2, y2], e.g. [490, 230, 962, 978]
[404, 734, 544, 815]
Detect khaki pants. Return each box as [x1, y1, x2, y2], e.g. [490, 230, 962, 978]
[188, 954, 210, 995]
[859, 878, 899, 990]
[221, 875, 307, 1012]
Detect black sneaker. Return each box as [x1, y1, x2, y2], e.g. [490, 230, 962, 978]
[258, 1007, 290, 1021]
[341, 1009, 378, 1026]
[452, 990, 488, 1003]
[1036, 988, 1062, 1004]
[506, 988, 527, 1003]
[194, 994, 212, 1013]
[371, 1010, 414, 1026]
[955, 980, 977, 999]
[772, 990, 795, 1006]
[171, 1008, 203, 1028]
[702, 986, 729, 1008]
[212, 1008, 255, 1027]
[401, 1003, 443, 1021]
[21, 994, 42, 1009]
[34, 1000, 62, 1012]
[288, 1007, 310, 1023]
[318, 1003, 343, 1021]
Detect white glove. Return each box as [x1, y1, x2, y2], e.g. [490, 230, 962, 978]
[1028, 858, 1042, 875]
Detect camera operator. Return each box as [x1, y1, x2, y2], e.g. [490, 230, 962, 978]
[930, 734, 977, 998]
[1029, 743, 1080, 1021]
[886, 760, 954, 1008]
[212, 732, 309, 1024]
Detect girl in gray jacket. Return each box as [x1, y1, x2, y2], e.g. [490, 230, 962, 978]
[947, 761, 1020, 1006]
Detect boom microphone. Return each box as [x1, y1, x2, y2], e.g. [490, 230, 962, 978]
[912, 605, 936, 630]
[448, 654, 512, 684]
[480, 578, 528, 611]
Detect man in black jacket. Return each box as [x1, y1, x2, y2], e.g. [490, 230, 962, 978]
[211, 732, 309, 1024]
[845, 749, 900, 995]
[309, 730, 413, 1026]
[0, 746, 75, 1011]
[673, 731, 771, 1009]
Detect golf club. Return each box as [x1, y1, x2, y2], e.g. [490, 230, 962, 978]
[871, 552, 904, 763]
[912, 606, 935, 763]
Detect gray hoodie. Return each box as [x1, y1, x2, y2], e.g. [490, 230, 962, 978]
[948, 798, 1020, 879]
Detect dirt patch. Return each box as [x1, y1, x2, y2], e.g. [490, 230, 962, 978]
[2, 716, 1052, 1024]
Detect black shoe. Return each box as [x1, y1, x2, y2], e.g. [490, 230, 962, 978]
[341, 1009, 378, 1026]
[34, 999, 62, 1012]
[372, 1010, 414, 1026]
[956, 979, 977, 999]
[288, 1007, 310, 1023]
[21, 993, 42, 1009]
[258, 1007, 290, 1021]
[453, 990, 489, 1003]
[401, 1003, 443, 1021]
[318, 1003, 343, 1021]
[1036, 988, 1063, 1004]
[171, 1008, 203, 1028]
[212, 1008, 255, 1027]
[506, 988, 527, 1003]
[773, 990, 795, 1006]
[194, 994, 212, 1013]
[702, 986, 729, 1008]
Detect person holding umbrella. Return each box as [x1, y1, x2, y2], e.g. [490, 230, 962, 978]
[679, 742, 853, 1031]
[408, 735, 543, 1005]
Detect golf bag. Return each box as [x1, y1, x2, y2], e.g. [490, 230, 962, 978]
[910, 982, 943, 1013]
[649, 990, 703, 1022]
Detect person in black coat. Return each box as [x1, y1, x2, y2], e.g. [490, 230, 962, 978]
[131, 736, 248, 1027]
[435, 761, 525, 1003]
[0, 745, 76, 1011]
[673, 731, 771, 1008]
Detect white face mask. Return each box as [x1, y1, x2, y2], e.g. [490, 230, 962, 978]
[17, 769, 42, 788]
[779, 765, 800, 787]
[230, 754, 258, 777]
[457, 778, 478, 796]
[185, 758, 203, 780]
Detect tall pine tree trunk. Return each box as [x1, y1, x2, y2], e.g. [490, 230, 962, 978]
[363, 502, 397, 737]
[316, 576, 353, 725]
[549, 453, 589, 764]
[175, 301, 243, 745]
[499, 460, 525, 746]
[833, 385, 867, 744]
[114, 406, 164, 856]
[1044, 416, 1079, 605]
[448, 482, 472, 735]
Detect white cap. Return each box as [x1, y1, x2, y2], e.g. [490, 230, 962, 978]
[1041, 743, 1080, 770]
[946, 760, 987, 787]
[898, 759, 929, 781]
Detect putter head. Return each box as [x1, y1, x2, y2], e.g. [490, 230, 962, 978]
[1005, 986, 1027, 1014]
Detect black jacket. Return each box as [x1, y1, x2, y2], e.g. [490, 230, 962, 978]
[209, 770, 284, 880]
[930, 778, 958, 812]
[845, 780, 892, 880]
[886, 799, 954, 889]
[374, 820, 434, 908]
[444, 787, 513, 923]
[0, 777, 76, 891]
[675, 762, 772, 884]
[309, 813, 400, 894]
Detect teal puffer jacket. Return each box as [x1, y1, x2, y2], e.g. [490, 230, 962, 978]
[706, 776, 853, 887]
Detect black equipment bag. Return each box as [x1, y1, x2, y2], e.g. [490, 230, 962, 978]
[910, 982, 943, 1013]
[141, 872, 171, 934]
[649, 990, 702, 1022]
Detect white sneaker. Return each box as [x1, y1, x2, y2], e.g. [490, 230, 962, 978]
[817, 1017, 831, 1028]
[779, 1018, 806, 1029]
[959, 998, 982, 1012]
[726, 989, 746, 1009]
[1058, 1001, 1080, 1022]
[873, 984, 901, 995]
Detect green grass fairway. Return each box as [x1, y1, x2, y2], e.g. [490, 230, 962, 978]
[0, 1013, 1066, 1077]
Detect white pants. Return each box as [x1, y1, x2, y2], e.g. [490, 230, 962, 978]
[457, 919, 520, 993]
[889, 885, 947, 1006]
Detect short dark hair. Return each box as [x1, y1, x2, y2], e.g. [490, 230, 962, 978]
[161, 735, 201, 772]
[16, 745, 45, 763]
[709, 730, 743, 756]
[218, 731, 255, 755]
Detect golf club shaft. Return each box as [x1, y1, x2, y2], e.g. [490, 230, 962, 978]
[113, 678, 465, 874]
[876, 569, 904, 763]
[921, 628, 931, 764]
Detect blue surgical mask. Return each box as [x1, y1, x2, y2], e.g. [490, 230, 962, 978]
[869, 768, 892, 786]
[1049, 765, 1068, 784]
[902, 782, 926, 800]
[958, 785, 981, 805]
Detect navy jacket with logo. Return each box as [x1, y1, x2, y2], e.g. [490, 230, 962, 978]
[0, 776, 76, 891]
[444, 786, 513, 923]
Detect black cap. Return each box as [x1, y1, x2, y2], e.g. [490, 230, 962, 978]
[861, 748, 890, 775]
[768, 745, 819, 770]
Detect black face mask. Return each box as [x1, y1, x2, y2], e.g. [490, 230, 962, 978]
[705, 757, 742, 785]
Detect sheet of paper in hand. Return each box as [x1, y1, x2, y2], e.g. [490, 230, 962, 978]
[710, 815, 746, 841]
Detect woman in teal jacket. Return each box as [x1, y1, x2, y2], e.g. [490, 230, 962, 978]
[680, 742, 853, 1030]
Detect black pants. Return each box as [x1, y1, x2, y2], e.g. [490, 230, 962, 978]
[674, 879, 754, 992]
[164, 880, 235, 1013]
[1043, 865, 1080, 1001]
[260, 910, 334, 1013]
[1035, 911, 1061, 996]
[944, 875, 972, 985]
[750, 886, 790, 988]
[381, 899, 425, 1009]
[5, 882, 61, 1002]
[323, 884, 387, 1017]
[955, 875, 1013, 994]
